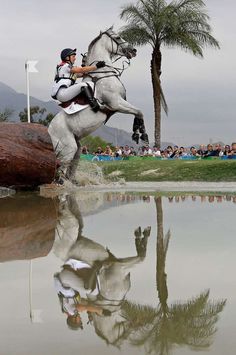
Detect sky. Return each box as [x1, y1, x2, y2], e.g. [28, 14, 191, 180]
[0, 0, 236, 146]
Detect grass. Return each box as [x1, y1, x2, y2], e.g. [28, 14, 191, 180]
[100, 159, 236, 182]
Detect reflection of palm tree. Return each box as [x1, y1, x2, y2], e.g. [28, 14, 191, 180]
[122, 196, 226, 355]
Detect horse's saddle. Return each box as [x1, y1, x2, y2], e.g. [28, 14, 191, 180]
[59, 83, 95, 115]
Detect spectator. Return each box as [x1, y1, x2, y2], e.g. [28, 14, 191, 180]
[129, 147, 137, 156]
[114, 146, 122, 157]
[152, 146, 161, 157]
[81, 145, 89, 154]
[170, 145, 179, 158]
[197, 144, 206, 156]
[161, 149, 170, 159]
[94, 146, 104, 155]
[213, 144, 223, 157]
[179, 146, 188, 157]
[104, 145, 113, 156]
[190, 146, 200, 157]
[203, 144, 215, 158]
[123, 145, 131, 156]
[138, 146, 145, 156]
[223, 145, 231, 156]
[166, 145, 173, 156]
[143, 145, 153, 156]
[228, 142, 236, 156]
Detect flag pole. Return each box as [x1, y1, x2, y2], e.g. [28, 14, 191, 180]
[25, 60, 38, 124]
[29, 260, 33, 321]
[25, 61, 31, 123]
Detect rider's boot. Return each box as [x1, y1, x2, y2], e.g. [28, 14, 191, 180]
[81, 86, 100, 112]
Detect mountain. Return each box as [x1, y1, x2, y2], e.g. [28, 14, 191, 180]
[0, 82, 59, 120]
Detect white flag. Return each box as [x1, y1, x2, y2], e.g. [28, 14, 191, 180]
[30, 309, 43, 323]
[25, 60, 38, 73]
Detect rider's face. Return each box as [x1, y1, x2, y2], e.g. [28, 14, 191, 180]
[69, 54, 76, 64]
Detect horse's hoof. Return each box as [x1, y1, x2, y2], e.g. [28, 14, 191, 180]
[140, 133, 149, 144]
[134, 226, 142, 238]
[132, 132, 139, 144]
[143, 226, 151, 238]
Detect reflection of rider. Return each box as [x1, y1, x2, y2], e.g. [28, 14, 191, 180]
[54, 257, 109, 330]
[51, 48, 106, 112]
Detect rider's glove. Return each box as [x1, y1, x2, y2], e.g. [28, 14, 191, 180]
[96, 61, 106, 69]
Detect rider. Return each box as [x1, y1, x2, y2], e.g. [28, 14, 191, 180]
[51, 48, 106, 112]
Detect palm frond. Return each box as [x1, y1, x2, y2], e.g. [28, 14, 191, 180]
[160, 0, 220, 55]
[120, 4, 157, 43]
[120, 25, 153, 46]
[172, 0, 207, 11]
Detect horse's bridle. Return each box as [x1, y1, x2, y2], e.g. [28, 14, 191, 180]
[103, 29, 129, 60]
[85, 30, 132, 88]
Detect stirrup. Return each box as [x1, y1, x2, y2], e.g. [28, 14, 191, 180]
[89, 98, 100, 112]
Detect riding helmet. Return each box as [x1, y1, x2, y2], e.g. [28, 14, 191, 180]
[60, 48, 77, 61]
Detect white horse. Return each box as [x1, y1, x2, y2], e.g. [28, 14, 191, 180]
[54, 194, 151, 342]
[48, 27, 149, 183]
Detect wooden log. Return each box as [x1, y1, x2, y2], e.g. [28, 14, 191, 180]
[0, 194, 58, 262]
[0, 122, 57, 188]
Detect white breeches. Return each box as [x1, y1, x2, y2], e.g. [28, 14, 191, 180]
[56, 82, 87, 102]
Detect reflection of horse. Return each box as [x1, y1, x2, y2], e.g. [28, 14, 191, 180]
[54, 194, 151, 343]
[48, 27, 149, 182]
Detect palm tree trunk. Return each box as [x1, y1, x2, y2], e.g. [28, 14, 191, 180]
[155, 196, 168, 312]
[151, 47, 162, 149]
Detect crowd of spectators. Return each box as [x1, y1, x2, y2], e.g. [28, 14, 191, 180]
[104, 192, 236, 204]
[81, 142, 236, 159]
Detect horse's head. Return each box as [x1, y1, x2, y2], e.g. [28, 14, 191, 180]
[103, 28, 137, 60]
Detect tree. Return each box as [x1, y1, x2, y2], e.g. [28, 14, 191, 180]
[19, 106, 54, 126]
[38, 112, 55, 127]
[121, 196, 226, 355]
[120, 0, 219, 148]
[0, 108, 14, 122]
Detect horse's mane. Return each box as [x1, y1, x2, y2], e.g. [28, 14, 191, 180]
[87, 26, 114, 54]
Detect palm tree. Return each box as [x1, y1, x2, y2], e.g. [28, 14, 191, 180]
[121, 196, 226, 355]
[120, 0, 220, 148]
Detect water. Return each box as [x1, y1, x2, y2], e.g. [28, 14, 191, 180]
[0, 190, 236, 355]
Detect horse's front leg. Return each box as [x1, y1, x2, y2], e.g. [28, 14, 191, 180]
[134, 226, 151, 258]
[65, 137, 81, 184]
[108, 96, 149, 144]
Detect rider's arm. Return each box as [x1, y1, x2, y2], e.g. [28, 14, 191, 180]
[70, 65, 97, 74]
[76, 304, 103, 315]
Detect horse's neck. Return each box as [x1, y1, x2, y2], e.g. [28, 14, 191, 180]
[86, 40, 111, 65]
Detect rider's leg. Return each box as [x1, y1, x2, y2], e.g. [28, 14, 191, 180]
[57, 84, 100, 112]
[56, 83, 87, 102]
[80, 86, 100, 112]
